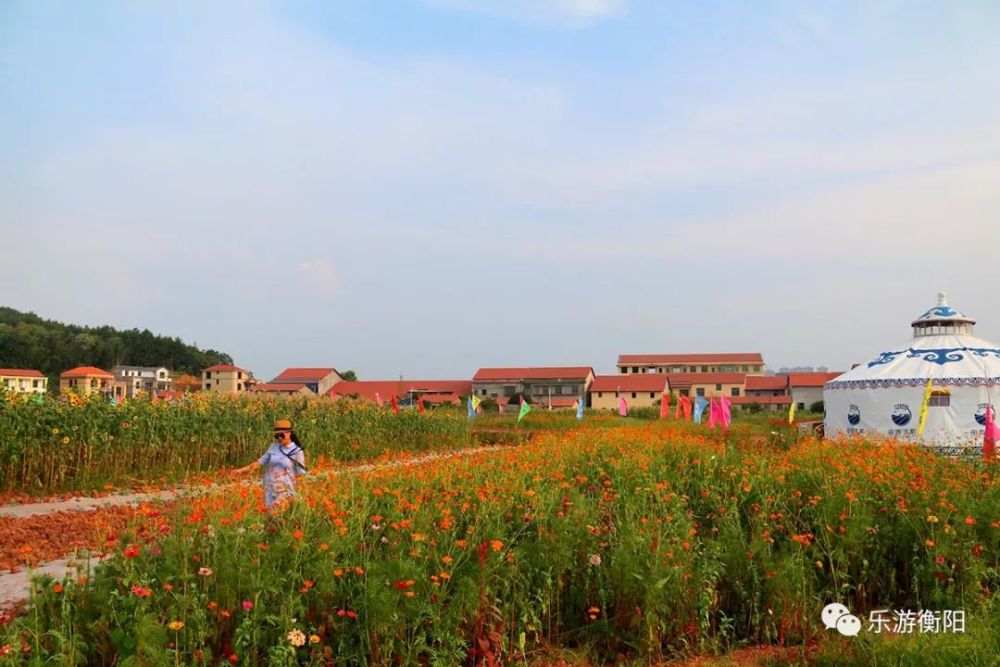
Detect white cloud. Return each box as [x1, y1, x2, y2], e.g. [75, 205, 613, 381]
[300, 259, 341, 299]
[416, 0, 629, 25]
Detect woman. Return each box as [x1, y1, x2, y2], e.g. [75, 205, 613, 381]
[232, 419, 306, 511]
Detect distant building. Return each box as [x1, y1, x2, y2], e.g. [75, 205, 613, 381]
[777, 366, 829, 374]
[327, 380, 472, 406]
[664, 372, 747, 398]
[60, 366, 114, 397]
[0, 369, 47, 394]
[202, 364, 253, 393]
[590, 374, 668, 410]
[739, 375, 791, 411]
[617, 353, 764, 376]
[111, 365, 172, 399]
[250, 382, 314, 397]
[472, 367, 595, 405]
[789, 372, 842, 411]
[268, 368, 343, 396]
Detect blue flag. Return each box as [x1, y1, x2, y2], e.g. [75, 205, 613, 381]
[576, 396, 584, 421]
[693, 396, 709, 424]
[467, 396, 475, 419]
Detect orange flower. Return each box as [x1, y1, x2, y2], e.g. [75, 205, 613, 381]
[964, 516, 977, 526]
[490, 539, 504, 552]
[334, 568, 344, 577]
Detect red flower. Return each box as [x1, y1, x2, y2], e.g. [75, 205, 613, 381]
[130, 584, 151, 598]
[123, 544, 141, 559]
[393, 579, 415, 591]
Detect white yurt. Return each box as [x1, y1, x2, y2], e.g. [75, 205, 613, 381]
[824, 293, 1000, 452]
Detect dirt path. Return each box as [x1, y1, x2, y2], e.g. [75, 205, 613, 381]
[0, 444, 504, 607]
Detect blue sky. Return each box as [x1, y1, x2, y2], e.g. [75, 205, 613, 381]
[3, 1, 1000, 380]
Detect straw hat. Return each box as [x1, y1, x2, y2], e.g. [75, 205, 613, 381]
[273, 419, 292, 433]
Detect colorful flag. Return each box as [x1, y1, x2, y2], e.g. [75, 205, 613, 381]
[517, 397, 531, 423]
[417, 397, 425, 413]
[916, 378, 933, 435]
[707, 398, 718, 429]
[375, 392, 383, 407]
[618, 395, 628, 417]
[467, 396, 475, 419]
[984, 405, 998, 462]
[660, 394, 670, 419]
[788, 400, 796, 425]
[694, 396, 709, 424]
[471, 394, 482, 411]
[720, 396, 732, 430]
[576, 397, 584, 421]
[391, 395, 399, 415]
[680, 395, 692, 421]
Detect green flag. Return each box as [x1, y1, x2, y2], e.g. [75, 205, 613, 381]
[517, 398, 531, 423]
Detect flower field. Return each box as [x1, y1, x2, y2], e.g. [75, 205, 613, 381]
[0, 393, 472, 495]
[2, 420, 1000, 664]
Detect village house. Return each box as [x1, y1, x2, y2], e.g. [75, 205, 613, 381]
[111, 365, 172, 399]
[60, 366, 114, 397]
[789, 372, 842, 411]
[472, 367, 595, 407]
[617, 353, 764, 376]
[664, 372, 747, 399]
[250, 382, 314, 397]
[734, 375, 792, 411]
[590, 374, 668, 410]
[201, 364, 253, 393]
[262, 368, 343, 397]
[0, 369, 47, 394]
[327, 379, 472, 406]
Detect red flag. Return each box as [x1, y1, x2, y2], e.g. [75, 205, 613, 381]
[391, 394, 399, 415]
[417, 397, 425, 413]
[984, 405, 998, 462]
[660, 394, 670, 419]
[681, 396, 692, 421]
[708, 398, 718, 429]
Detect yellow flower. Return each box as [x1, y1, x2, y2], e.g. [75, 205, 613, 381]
[51, 428, 60, 435]
[309, 634, 320, 644]
[61, 436, 70, 445]
[927, 515, 939, 524]
[168, 620, 184, 631]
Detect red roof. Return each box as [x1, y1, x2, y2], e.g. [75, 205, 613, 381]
[204, 364, 248, 373]
[272, 368, 339, 383]
[60, 366, 113, 378]
[252, 383, 310, 393]
[154, 391, 186, 400]
[327, 380, 472, 401]
[664, 373, 746, 389]
[788, 372, 842, 388]
[590, 374, 668, 392]
[0, 369, 45, 378]
[419, 393, 461, 405]
[541, 397, 580, 408]
[618, 353, 763, 365]
[473, 367, 594, 382]
[730, 395, 791, 405]
[746, 375, 788, 391]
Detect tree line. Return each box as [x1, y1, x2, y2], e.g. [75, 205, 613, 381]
[0, 307, 233, 381]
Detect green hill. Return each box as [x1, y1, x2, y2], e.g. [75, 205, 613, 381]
[0, 307, 233, 379]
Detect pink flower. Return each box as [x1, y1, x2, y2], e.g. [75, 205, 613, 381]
[588, 554, 602, 567]
[935, 556, 946, 565]
[198, 567, 213, 577]
[242, 600, 254, 610]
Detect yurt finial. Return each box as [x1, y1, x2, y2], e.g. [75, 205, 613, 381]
[938, 291, 948, 306]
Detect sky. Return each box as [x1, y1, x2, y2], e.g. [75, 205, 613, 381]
[2, 1, 1000, 381]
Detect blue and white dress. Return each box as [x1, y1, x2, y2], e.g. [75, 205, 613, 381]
[257, 441, 306, 510]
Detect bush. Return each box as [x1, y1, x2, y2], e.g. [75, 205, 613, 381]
[809, 400, 825, 413]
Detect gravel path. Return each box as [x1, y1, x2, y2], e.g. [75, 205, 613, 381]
[0, 444, 503, 606]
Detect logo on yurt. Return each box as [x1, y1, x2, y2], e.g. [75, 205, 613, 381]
[975, 403, 995, 426]
[891, 404, 912, 426]
[847, 404, 861, 426]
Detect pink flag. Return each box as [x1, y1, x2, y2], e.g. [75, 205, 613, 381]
[619, 395, 628, 417]
[660, 394, 670, 419]
[707, 398, 718, 429]
[984, 405, 999, 462]
[375, 392, 383, 407]
[720, 396, 732, 430]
